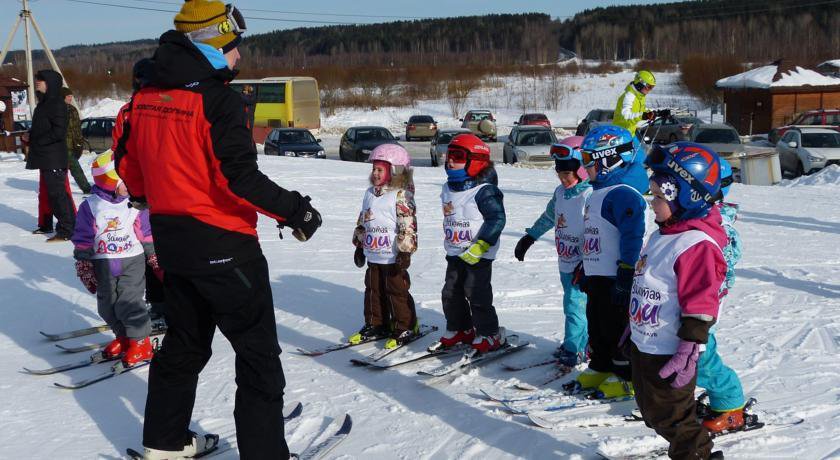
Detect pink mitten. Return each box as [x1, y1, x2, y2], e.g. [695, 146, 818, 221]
[147, 254, 164, 282]
[75, 260, 97, 294]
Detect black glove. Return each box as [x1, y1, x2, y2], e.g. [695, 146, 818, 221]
[284, 196, 322, 242]
[643, 111, 656, 122]
[657, 108, 671, 119]
[514, 235, 536, 261]
[395, 252, 411, 270]
[354, 246, 366, 268]
[612, 263, 635, 309]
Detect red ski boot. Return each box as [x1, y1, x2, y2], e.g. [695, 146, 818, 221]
[102, 336, 128, 359]
[471, 329, 505, 354]
[703, 409, 745, 435]
[439, 329, 475, 348]
[122, 337, 154, 366]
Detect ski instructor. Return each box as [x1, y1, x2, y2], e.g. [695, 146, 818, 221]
[613, 70, 666, 136]
[115, 1, 321, 458]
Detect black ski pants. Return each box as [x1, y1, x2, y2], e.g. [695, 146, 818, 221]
[441, 256, 498, 336]
[143, 256, 289, 459]
[41, 168, 75, 237]
[584, 275, 631, 380]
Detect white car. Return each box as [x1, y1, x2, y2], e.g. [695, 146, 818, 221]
[776, 127, 840, 177]
[502, 126, 558, 165]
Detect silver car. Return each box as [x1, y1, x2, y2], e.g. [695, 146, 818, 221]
[688, 123, 744, 170]
[429, 128, 471, 167]
[503, 126, 558, 165]
[777, 127, 840, 177]
[648, 116, 705, 144]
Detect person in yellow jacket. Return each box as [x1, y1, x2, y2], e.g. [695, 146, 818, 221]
[614, 70, 657, 136]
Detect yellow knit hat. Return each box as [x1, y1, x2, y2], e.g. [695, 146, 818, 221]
[174, 0, 244, 52]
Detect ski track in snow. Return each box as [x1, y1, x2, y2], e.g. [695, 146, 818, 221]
[0, 152, 839, 458]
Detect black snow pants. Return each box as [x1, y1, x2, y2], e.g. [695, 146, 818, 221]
[143, 256, 289, 459]
[441, 255, 499, 336]
[584, 275, 631, 380]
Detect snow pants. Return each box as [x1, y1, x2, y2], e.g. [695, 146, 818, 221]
[93, 255, 151, 339]
[67, 150, 91, 193]
[631, 344, 714, 460]
[364, 262, 417, 334]
[584, 275, 630, 380]
[441, 256, 498, 336]
[696, 333, 745, 411]
[38, 169, 76, 236]
[143, 256, 289, 459]
[559, 270, 588, 354]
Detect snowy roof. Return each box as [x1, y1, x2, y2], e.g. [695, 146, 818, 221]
[716, 64, 840, 89]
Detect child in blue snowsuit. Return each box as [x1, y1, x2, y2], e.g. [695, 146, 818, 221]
[696, 159, 748, 433]
[576, 125, 650, 398]
[514, 136, 591, 367]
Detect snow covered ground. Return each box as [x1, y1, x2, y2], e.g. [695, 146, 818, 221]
[0, 151, 839, 458]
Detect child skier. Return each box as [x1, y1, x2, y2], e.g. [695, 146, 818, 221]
[350, 144, 419, 349]
[437, 133, 507, 353]
[630, 142, 726, 459]
[575, 125, 648, 398]
[71, 150, 157, 366]
[696, 158, 749, 434]
[513, 136, 591, 367]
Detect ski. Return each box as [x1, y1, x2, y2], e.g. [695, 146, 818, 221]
[502, 357, 559, 371]
[513, 366, 575, 390]
[55, 323, 168, 353]
[351, 343, 468, 369]
[54, 360, 151, 389]
[284, 401, 303, 421]
[39, 324, 110, 341]
[22, 351, 117, 375]
[417, 335, 528, 379]
[506, 394, 635, 416]
[297, 414, 352, 460]
[351, 325, 438, 363]
[480, 388, 548, 404]
[296, 335, 388, 357]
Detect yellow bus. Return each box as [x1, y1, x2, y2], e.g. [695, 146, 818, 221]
[230, 76, 320, 142]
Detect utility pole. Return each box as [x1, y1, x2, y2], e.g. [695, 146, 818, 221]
[0, 0, 68, 118]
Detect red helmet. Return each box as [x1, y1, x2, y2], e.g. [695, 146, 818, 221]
[447, 133, 491, 177]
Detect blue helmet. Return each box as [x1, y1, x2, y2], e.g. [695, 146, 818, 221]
[645, 142, 722, 220]
[718, 157, 733, 200]
[580, 125, 642, 182]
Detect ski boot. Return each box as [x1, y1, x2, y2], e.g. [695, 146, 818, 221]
[122, 337, 154, 366]
[141, 431, 220, 459]
[384, 321, 421, 349]
[471, 328, 506, 354]
[438, 328, 475, 349]
[554, 345, 586, 368]
[702, 398, 761, 437]
[564, 368, 612, 394]
[102, 336, 128, 359]
[594, 375, 634, 399]
[348, 324, 389, 345]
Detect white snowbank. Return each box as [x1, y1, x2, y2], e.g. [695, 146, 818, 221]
[818, 59, 840, 68]
[717, 64, 840, 89]
[80, 97, 126, 119]
[780, 164, 840, 187]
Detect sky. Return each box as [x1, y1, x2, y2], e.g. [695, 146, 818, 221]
[2, 0, 678, 50]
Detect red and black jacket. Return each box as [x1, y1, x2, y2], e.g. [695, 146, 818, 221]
[117, 31, 306, 275]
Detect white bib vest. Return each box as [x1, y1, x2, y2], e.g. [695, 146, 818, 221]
[88, 195, 144, 260]
[441, 183, 500, 260]
[629, 230, 721, 355]
[582, 184, 647, 276]
[360, 188, 399, 264]
[554, 185, 591, 273]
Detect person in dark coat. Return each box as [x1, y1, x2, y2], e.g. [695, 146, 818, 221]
[63, 87, 91, 194]
[241, 84, 256, 142]
[25, 69, 76, 241]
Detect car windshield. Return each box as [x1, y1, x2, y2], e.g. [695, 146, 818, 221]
[694, 129, 739, 144]
[438, 132, 465, 144]
[356, 129, 393, 142]
[409, 115, 434, 123]
[802, 132, 840, 148]
[515, 131, 556, 146]
[677, 117, 703, 125]
[470, 112, 492, 121]
[276, 130, 315, 144]
[597, 111, 613, 121]
[524, 114, 547, 122]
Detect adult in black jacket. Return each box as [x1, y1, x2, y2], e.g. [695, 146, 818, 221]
[25, 70, 75, 241]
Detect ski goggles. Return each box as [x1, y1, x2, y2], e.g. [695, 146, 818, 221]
[550, 144, 575, 161]
[184, 4, 247, 43]
[446, 146, 489, 164]
[646, 145, 717, 205]
[580, 141, 634, 168]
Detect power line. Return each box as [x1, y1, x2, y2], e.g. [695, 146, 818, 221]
[130, 0, 431, 20]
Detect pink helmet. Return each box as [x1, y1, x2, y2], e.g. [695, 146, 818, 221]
[370, 144, 411, 174]
[557, 135, 588, 180]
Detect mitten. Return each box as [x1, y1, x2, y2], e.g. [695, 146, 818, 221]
[147, 253, 164, 282]
[612, 263, 634, 309]
[658, 340, 701, 388]
[75, 259, 97, 294]
[513, 235, 535, 261]
[459, 240, 491, 265]
[288, 196, 322, 242]
[396, 252, 411, 270]
[354, 246, 366, 268]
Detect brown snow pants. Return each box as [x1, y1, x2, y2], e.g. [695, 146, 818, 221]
[631, 344, 714, 459]
[364, 262, 416, 333]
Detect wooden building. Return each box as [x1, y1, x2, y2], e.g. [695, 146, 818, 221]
[715, 61, 840, 135]
[0, 75, 29, 153]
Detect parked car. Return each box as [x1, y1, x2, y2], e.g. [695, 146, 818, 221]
[339, 126, 400, 162]
[460, 110, 497, 142]
[503, 125, 558, 165]
[429, 128, 471, 167]
[576, 109, 614, 136]
[80, 117, 116, 153]
[687, 123, 744, 170]
[404, 115, 437, 141]
[515, 113, 551, 128]
[768, 109, 840, 144]
[648, 115, 705, 144]
[264, 128, 325, 158]
[776, 127, 840, 177]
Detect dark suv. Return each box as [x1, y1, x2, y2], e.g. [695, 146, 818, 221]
[80, 117, 116, 153]
[339, 126, 400, 162]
